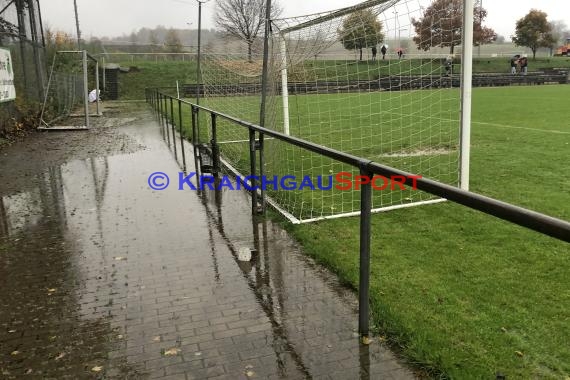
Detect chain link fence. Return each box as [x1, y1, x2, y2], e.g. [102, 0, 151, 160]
[0, 0, 46, 133]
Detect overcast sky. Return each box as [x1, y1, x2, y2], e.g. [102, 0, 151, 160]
[40, 0, 570, 41]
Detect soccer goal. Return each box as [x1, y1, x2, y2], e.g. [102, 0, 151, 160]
[39, 50, 101, 130]
[199, 0, 474, 223]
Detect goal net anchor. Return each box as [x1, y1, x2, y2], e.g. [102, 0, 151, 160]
[38, 50, 102, 131]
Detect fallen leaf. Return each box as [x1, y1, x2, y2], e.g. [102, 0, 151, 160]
[10, 351, 19, 356]
[55, 353, 66, 361]
[194, 352, 202, 356]
[500, 327, 507, 333]
[361, 336, 373, 345]
[114, 257, 126, 261]
[47, 288, 57, 293]
[25, 369, 33, 375]
[152, 336, 161, 342]
[515, 351, 524, 357]
[245, 364, 254, 370]
[91, 366, 103, 372]
[163, 348, 180, 356]
[245, 371, 255, 377]
[8, 330, 16, 334]
[117, 335, 124, 340]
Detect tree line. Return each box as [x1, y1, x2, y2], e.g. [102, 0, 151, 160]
[213, 0, 569, 60]
[42, 0, 569, 61]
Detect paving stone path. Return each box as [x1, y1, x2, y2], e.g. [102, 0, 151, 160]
[0, 103, 415, 379]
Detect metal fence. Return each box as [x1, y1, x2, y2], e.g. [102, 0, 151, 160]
[0, 0, 46, 130]
[146, 87, 570, 339]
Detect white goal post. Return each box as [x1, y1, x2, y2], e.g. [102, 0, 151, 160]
[199, 0, 475, 223]
[39, 50, 101, 130]
[459, 0, 474, 191]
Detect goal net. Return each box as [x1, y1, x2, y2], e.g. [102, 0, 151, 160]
[39, 51, 100, 130]
[200, 0, 468, 223]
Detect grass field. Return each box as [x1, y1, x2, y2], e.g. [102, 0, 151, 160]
[197, 88, 460, 220]
[155, 78, 570, 378]
[280, 85, 570, 378]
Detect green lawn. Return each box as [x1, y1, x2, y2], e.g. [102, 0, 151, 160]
[283, 85, 570, 378]
[156, 81, 570, 378]
[167, 87, 460, 220]
[116, 61, 197, 100]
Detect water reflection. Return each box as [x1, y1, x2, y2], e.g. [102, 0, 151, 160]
[0, 158, 142, 378]
[198, 186, 313, 377]
[198, 184, 373, 379]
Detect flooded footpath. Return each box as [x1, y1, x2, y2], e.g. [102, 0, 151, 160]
[0, 102, 415, 379]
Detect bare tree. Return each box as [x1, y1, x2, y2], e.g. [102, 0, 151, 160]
[165, 29, 183, 54]
[215, 0, 282, 62]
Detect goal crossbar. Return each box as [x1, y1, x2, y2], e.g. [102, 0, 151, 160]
[277, 0, 399, 34]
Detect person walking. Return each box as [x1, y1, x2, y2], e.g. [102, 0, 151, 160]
[519, 56, 528, 75]
[397, 48, 403, 60]
[371, 46, 377, 61]
[381, 45, 387, 60]
[510, 55, 520, 75]
[444, 55, 453, 76]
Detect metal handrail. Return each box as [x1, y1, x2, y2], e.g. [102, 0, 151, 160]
[162, 94, 570, 243]
[146, 88, 570, 340]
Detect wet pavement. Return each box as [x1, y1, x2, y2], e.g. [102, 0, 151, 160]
[0, 102, 415, 379]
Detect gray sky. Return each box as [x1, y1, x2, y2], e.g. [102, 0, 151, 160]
[40, 0, 570, 41]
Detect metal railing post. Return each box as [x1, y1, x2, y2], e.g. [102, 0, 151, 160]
[95, 60, 100, 116]
[158, 93, 163, 125]
[153, 91, 157, 113]
[249, 129, 259, 215]
[191, 106, 201, 188]
[358, 169, 372, 341]
[82, 50, 89, 128]
[211, 113, 220, 178]
[170, 97, 178, 159]
[154, 91, 157, 109]
[259, 133, 266, 214]
[164, 95, 171, 147]
[179, 99, 187, 172]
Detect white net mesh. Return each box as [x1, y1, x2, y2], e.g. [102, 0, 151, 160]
[201, 0, 464, 222]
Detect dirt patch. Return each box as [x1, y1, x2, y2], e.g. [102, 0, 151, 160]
[378, 147, 456, 158]
[0, 102, 145, 196]
[217, 59, 263, 76]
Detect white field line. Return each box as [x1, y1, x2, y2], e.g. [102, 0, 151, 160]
[473, 121, 570, 135]
[371, 109, 570, 136]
